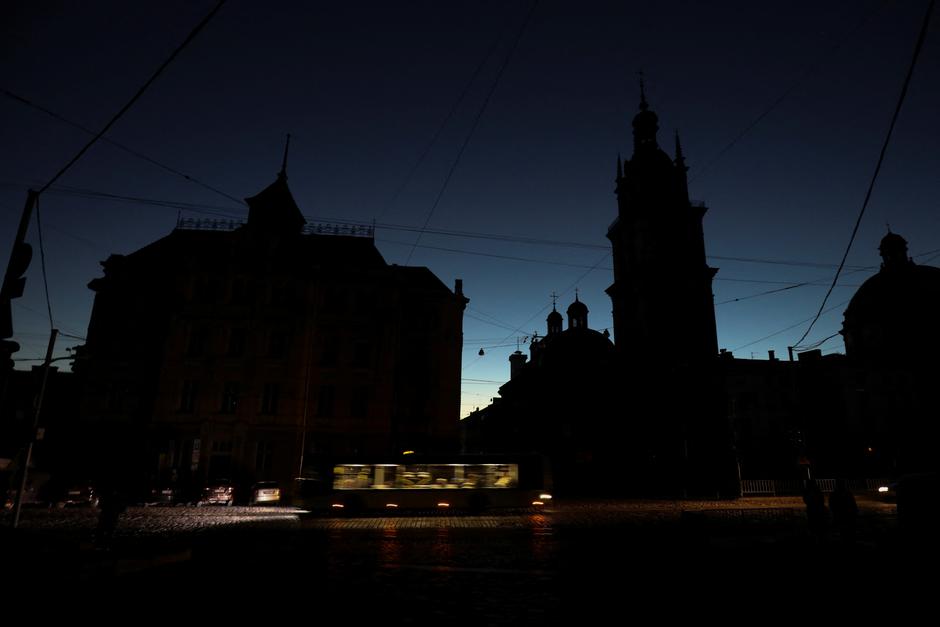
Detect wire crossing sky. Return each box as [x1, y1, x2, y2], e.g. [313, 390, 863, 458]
[2, 1, 938, 417]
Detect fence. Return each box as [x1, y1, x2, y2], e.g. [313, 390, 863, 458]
[740, 478, 887, 496]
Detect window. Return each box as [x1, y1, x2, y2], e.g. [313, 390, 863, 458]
[256, 441, 274, 474]
[351, 386, 369, 418]
[268, 330, 288, 358]
[320, 337, 339, 367]
[178, 380, 198, 413]
[260, 383, 279, 415]
[192, 277, 221, 304]
[227, 328, 247, 357]
[317, 385, 335, 418]
[187, 326, 209, 357]
[221, 382, 240, 414]
[321, 287, 344, 314]
[271, 283, 296, 306]
[352, 341, 371, 369]
[230, 278, 249, 305]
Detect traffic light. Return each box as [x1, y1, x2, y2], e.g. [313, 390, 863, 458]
[0, 240, 32, 336]
[0, 190, 37, 346]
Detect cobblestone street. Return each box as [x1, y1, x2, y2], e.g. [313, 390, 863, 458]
[1, 497, 929, 620]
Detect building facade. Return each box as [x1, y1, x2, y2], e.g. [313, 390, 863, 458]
[73, 170, 468, 499]
[464, 93, 737, 497]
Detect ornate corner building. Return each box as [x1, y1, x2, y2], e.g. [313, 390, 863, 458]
[70, 167, 468, 499]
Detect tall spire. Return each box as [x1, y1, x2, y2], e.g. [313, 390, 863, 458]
[632, 72, 659, 153]
[675, 130, 690, 204]
[674, 130, 686, 167]
[279, 133, 291, 179]
[638, 70, 648, 111]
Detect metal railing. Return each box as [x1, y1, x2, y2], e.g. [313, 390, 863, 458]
[740, 478, 887, 496]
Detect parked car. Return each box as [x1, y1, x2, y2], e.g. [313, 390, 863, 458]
[148, 486, 183, 506]
[57, 483, 98, 507]
[250, 481, 281, 505]
[198, 481, 235, 506]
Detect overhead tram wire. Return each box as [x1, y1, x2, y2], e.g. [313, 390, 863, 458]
[38, 179, 940, 296]
[33, 196, 54, 329]
[13, 178, 940, 303]
[22, 0, 228, 334]
[36, 1, 227, 196]
[732, 298, 852, 353]
[11, 180, 907, 273]
[1, 88, 245, 207]
[404, 0, 540, 266]
[689, 0, 890, 184]
[716, 248, 940, 306]
[491, 251, 612, 351]
[375, 10, 511, 223]
[793, 0, 935, 349]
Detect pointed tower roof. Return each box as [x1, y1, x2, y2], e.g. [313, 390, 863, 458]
[245, 137, 306, 234]
[632, 76, 660, 153]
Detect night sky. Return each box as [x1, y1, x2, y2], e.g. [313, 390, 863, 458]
[2, 1, 938, 417]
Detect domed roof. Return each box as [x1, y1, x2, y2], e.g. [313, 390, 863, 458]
[566, 295, 588, 316]
[538, 326, 615, 369]
[879, 231, 908, 254]
[845, 263, 940, 321]
[547, 308, 563, 324]
[843, 237, 940, 363]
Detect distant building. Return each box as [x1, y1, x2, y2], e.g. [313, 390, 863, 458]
[0, 366, 76, 502]
[721, 231, 940, 482]
[464, 92, 737, 497]
[839, 232, 940, 475]
[462, 296, 620, 495]
[607, 87, 718, 365]
[73, 167, 468, 499]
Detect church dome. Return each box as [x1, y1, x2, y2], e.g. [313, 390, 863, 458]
[546, 307, 563, 335]
[566, 296, 588, 317]
[842, 233, 940, 364]
[566, 295, 588, 330]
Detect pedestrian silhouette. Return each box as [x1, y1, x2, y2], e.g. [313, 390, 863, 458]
[94, 487, 126, 550]
[828, 478, 858, 542]
[802, 478, 828, 543]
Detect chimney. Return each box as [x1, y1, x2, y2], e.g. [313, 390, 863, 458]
[509, 350, 527, 379]
[454, 279, 463, 296]
[768, 350, 776, 361]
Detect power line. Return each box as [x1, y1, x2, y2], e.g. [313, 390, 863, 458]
[33, 196, 53, 329]
[794, 0, 934, 348]
[732, 298, 851, 352]
[1, 88, 244, 207]
[715, 264, 879, 305]
[376, 12, 510, 223]
[37, 0, 227, 194]
[690, 0, 889, 183]
[14, 180, 915, 273]
[405, 0, 539, 265]
[15, 0, 227, 338]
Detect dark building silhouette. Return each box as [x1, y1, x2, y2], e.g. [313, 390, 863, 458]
[607, 86, 718, 364]
[464, 92, 737, 497]
[0, 366, 76, 503]
[72, 168, 468, 499]
[463, 296, 621, 495]
[839, 232, 940, 476]
[842, 232, 940, 365]
[722, 231, 940, 482]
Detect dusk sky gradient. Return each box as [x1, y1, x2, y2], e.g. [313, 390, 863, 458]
[2, 0, 938, 418]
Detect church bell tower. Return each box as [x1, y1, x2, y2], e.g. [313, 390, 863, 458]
[605, 85, 718, 365]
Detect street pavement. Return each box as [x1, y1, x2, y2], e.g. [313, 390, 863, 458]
[0, 497, 932, 620]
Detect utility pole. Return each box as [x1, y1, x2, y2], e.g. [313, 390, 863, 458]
[11, 328, 57, 528]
